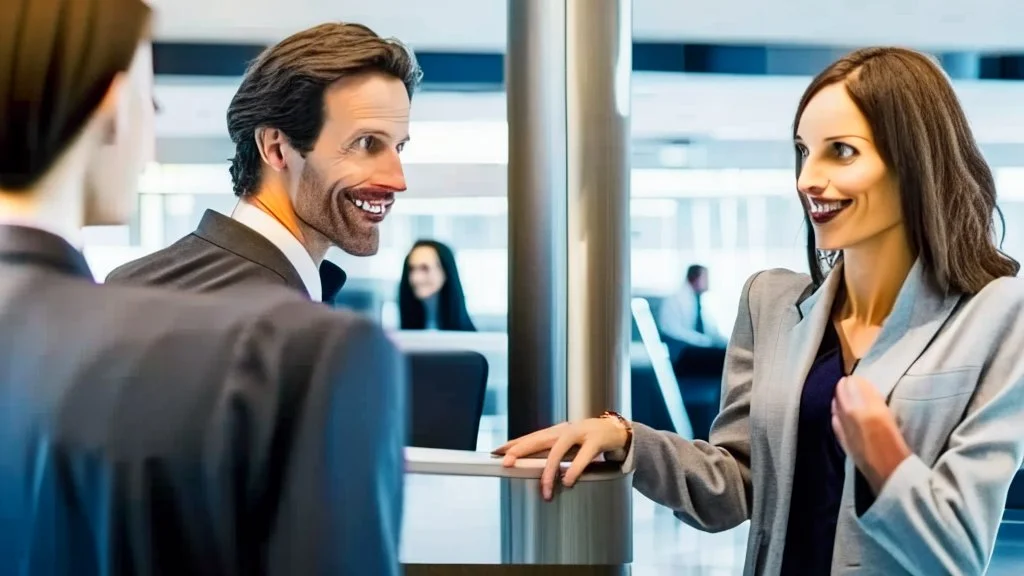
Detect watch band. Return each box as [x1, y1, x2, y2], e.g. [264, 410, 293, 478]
[601, 410, 633, 460]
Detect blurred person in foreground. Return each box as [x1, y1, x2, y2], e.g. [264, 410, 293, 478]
[0, 2, 404, 574]
[496, 47, 1024, 576]
[398, 239, 476, 331]
[106, 22, 421, 304]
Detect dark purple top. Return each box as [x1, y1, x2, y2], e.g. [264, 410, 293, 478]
[780, 322, 851, 575]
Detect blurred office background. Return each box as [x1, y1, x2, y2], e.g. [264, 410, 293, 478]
[84, 0, 1024, 572]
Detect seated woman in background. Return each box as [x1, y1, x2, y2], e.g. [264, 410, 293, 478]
[399, 239, 476, 331]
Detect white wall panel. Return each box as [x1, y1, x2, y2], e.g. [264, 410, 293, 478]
[149, 0, 1024, 51]
[155, 74, 1024, 145]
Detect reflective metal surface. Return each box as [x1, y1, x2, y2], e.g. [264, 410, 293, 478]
[406, 565, 630, 576]
[504, 0, 633, 568]
[405, 446, 624, 482]
[564, 0, 632, 422]
[406, 448, 632, 567]
[506, 0, 569, 438]
[506, 0, 633, 430]
[501, 474, 633, 565]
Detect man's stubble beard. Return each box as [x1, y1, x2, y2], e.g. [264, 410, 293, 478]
[292, 162, 380, 257]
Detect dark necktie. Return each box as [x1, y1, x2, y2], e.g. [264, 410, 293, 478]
[694, 293, 705, 334]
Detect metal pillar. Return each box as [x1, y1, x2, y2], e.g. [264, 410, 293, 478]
[504, 0, 633, 569]
[507, 0, 569, 439]
[405, 448, 633, 574]
[507, 0, 632, 438]
[563, 0, 632, 422]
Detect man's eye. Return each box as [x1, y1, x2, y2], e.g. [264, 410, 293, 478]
[356, 136, 377, 151]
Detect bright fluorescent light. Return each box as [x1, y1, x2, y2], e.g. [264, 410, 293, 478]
[398, 121, 507, 165]
[995, 168, 1024, 200]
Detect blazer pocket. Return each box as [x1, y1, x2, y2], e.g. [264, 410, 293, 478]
[890, 369, 981, 466]
[891, 368, 981, 401]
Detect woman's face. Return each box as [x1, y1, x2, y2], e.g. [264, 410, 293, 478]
[407, 245, 446, 300]
[795, 82, 903, 252]
[85, 41, 155, 226]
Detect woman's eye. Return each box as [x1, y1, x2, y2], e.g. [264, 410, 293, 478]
[396, 141, 406, 154]
[833, 142, 856, 159]
[796, 144, 809, 158]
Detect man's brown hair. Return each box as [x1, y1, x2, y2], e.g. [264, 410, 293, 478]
[226, 23, 422, 197]
[795, 47, 1019, 294]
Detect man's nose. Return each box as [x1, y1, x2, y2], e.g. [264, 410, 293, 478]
[375, 152, 407, 192]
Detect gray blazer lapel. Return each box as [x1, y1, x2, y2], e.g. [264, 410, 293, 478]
[854, 260, 963, 399]
[769, 266, 843, 515]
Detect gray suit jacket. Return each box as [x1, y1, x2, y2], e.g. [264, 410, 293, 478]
[624, 261, 1024, 575]
[106, 210, 347, 301]
[0, 225, 404, 575]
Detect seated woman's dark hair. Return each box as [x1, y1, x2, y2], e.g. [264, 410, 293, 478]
[398, 239, 476, 332]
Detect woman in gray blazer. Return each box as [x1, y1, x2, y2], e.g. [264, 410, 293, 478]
[496, 47, 1024, 575]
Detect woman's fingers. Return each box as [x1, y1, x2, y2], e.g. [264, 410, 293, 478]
[561, 440, 603, 488]
[540, 433, 580, 500]
[498, 424, 565, 466]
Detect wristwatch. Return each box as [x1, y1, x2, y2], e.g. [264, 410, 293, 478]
[601, 410, 633, 462]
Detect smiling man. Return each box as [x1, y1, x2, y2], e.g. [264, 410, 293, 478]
[107, 23, 422, 303]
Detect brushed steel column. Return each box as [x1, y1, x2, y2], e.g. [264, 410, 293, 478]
[505, 0, 633, 567]
[506, 0, 632, 442]
[507, 0, 569, 438]
[564, 0, 632, 422]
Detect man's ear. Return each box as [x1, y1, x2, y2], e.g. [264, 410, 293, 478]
[254, 127, 290, 172]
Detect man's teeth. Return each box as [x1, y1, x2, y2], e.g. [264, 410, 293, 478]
[353, 198, 388, 214]
[810, 200, 847, 214]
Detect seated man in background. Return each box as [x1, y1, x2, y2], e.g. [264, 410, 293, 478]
[0, 3, 404, 573]
[107, 22, 422, 304]
[657, 264, 726, 441]
[657, 264, 727, 349]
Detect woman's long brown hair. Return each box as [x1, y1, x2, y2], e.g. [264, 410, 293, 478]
[795, 47, 1019, 294]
